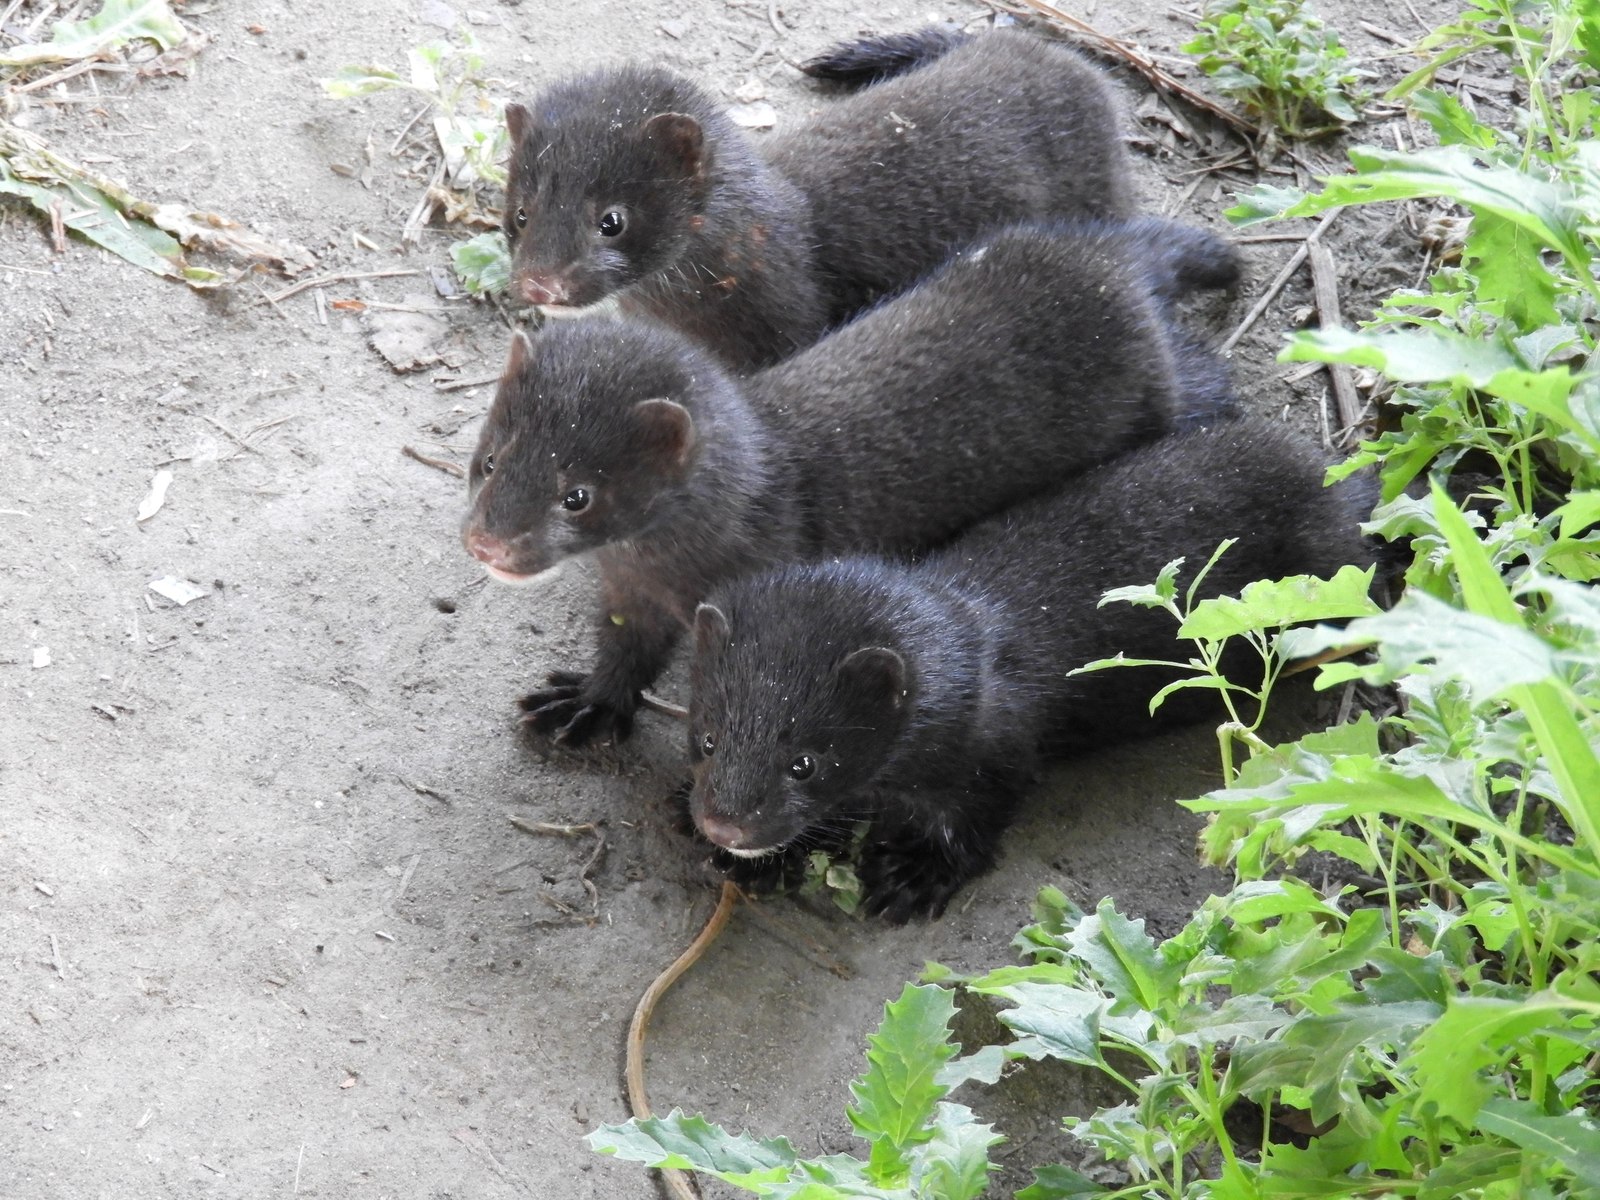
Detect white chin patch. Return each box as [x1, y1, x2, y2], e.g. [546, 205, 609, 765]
[484, 561, 564, 588]
[720, 845, 777, 860]
[538, 295, 622, 321]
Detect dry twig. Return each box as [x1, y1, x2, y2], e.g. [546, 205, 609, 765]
[1219, 209, 1341, 355]
[1307, 240, 1366, 436]
[401, 444, 465, 478]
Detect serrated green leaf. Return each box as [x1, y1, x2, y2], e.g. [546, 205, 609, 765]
[846, 984, 959, 1176]
[933, 1045, 1009, 1091]
[1299, 589, 1559, 700]
[1549, 491, 1600, 540]
[1178, 565, 1380, 640]
[913, 1104, 1002, 1200]
[1410, 88, 1498, 149]
[1409, 992, 1600, 1126]
[974, 981, 1106, 1068]
[1282, 325, 1519, 383]
[1465, 211, 1561, 329]
[1066, 899, 1181, 1014]
[1475, 1097, 1600, 1184]
[586, 1110, 797, 1188]
[0, 0, 187, 68]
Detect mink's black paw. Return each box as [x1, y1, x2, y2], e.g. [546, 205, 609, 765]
[518, 670, 637, 746]
[859, 844, 964, 923]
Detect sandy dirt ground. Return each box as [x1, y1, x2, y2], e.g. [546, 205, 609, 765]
[3, 0, 1459, 1196]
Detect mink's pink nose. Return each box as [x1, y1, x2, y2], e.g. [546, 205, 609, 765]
[465, 529, 514, 569]
[697, 812, 751, 850]
[520, 275, 569, 306]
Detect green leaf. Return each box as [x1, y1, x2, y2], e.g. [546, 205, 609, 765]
[1408, 993, 1598, 1126]
[1232, 145, 1588, 267]
[1417, 1146, 1523, 1200]
[1295, 589, 1560, 700]
[1279, 1001, 1440, 1127]
[1065, 899, 1180, 1014]
[914, 1104, 1002, 1200]
[1177, 565, 1380, 640]
[1016, 1164, 1109, 1199]
[1281, 325, 1518, 384]
[972, 981, 1106, 1068]
[322, 63, 411, 99]
[846, 984, 959, 1178]
[0, 0, 187, 68]
[1464, 211, 1561, 329]
[1431, 482, 1600, 853]
[1409, 88, 1498, 150]
[1550, 489, 1600, 539]
[586, 1110, 797, 1189]
[0, 158, 186, 280]
[1475, 1097, 1600, 1185]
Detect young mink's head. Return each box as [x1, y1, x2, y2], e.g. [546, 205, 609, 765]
[686, 567, 915, 857]
[461, 319, 713, 583]
[502, 65, 723, 311]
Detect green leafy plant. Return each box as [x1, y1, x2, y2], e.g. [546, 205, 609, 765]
[325, 39, 509, 290]
[1183, 0, 1368, 137]
[1074, 556, 1380, 781]
[450, 230, 511, 296]
[589, 983, 1007, 1198]
[0, 0, 188, 69]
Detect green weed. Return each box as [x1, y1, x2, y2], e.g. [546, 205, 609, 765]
[1183, 0, 1368, 137]
[325, 39, 511, 293]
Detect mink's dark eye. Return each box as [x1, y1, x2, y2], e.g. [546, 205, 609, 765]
[598, 210, 625, 237]
[482, 454, 496, 476]
[562, 487, 591, 512]
[515, 207, 528, 229]
[700, 732, 716, 758]
[789, 754, 816, 781]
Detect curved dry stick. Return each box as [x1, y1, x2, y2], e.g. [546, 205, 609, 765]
[626, 881, 741, 1200]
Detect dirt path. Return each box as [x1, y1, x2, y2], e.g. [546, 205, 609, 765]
[3, 1, 1448, 1195]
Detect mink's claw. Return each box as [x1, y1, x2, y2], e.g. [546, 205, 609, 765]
[518, 671, 636, 745]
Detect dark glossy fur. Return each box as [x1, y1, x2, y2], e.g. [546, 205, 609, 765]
[462, 221, 1237, 745]
[502, 31, 1132, 371]
[686, 419, 1377, 922]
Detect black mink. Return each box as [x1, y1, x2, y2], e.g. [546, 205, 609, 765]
[501, 31, 1133, 371]
[462, 220, 1237, 746]
[685, 418, 1377, 922]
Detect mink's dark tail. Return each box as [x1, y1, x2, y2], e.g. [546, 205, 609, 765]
[800, 26, 972, 89]
[1125, 216, 1242, 302]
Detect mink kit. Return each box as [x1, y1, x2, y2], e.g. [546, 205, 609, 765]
[462, 219, 1239, 746]
[500, 29, 1134, 371]
[684, 419, 1377, 922]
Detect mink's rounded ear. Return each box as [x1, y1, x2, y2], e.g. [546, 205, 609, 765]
[643, 112, 706, 179]
[694, 603, 731, 656]
[501, 328, 533, 382]
[836, 646, 909, 713]
[505, 101, 533, 145]
[632, 398, 697, 468]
